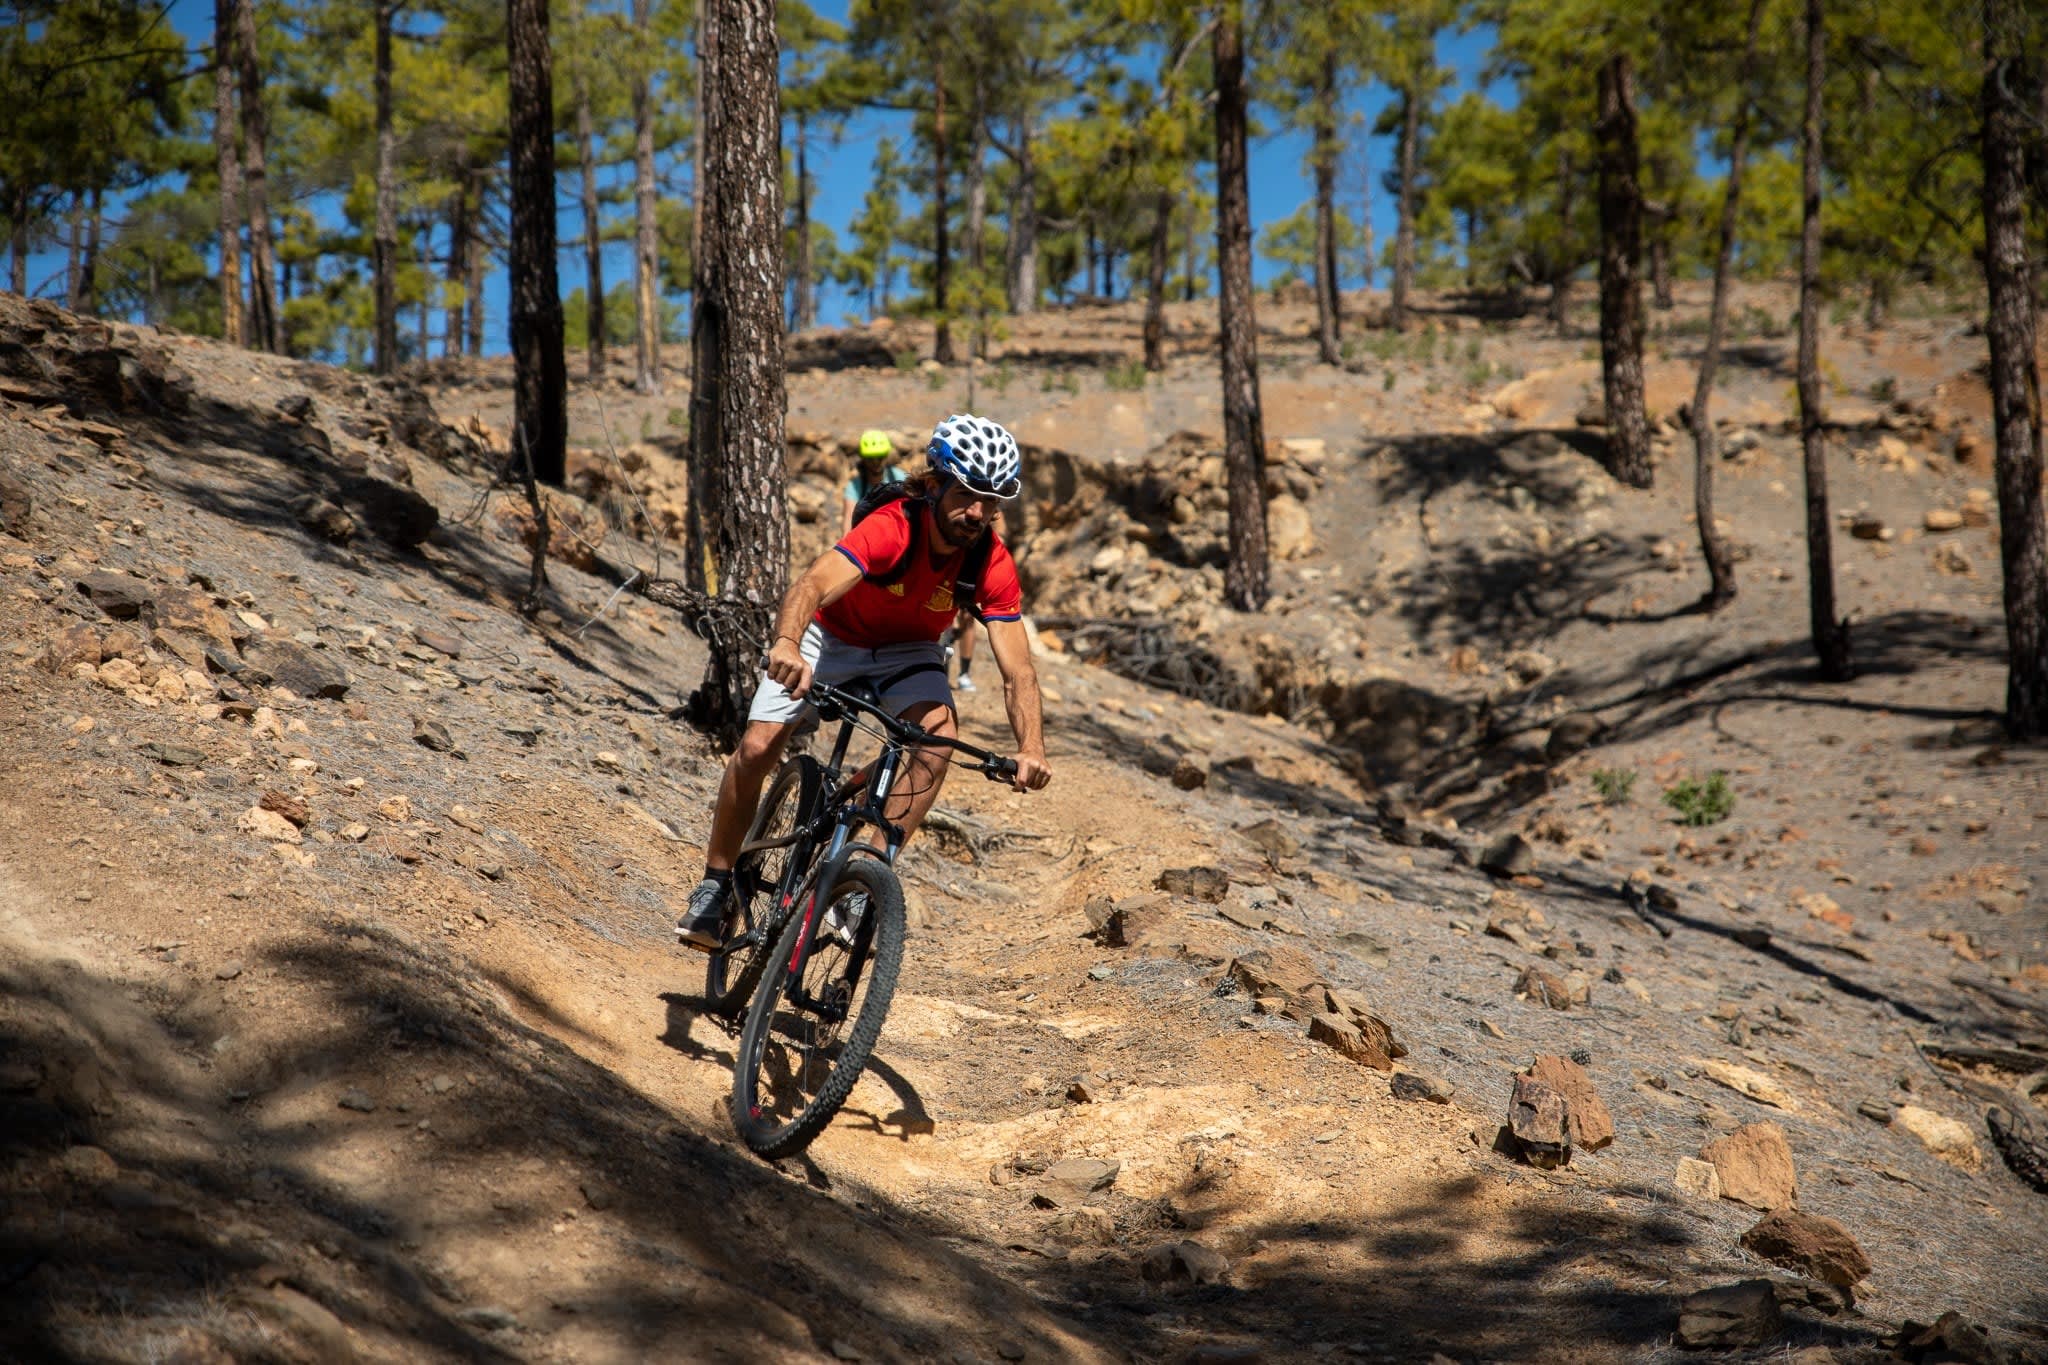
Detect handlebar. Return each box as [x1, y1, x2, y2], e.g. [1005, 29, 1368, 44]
[806, 677, 1018, 784]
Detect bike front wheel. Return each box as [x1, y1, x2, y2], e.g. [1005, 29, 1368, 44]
[728, 857, 905, 1159]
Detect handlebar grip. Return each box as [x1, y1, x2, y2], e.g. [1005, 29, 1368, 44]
[983, 756, 1019, 783]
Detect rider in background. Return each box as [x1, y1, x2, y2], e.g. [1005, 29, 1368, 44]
[678, 414, 1053, 950]
[843, 428, 905, 536]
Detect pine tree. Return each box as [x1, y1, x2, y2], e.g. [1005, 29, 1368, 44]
[1594, 53, 1651, 488]
[1213, 0, 1267, 611]
[233, 0, 279, 351]
[1797, 0, 1851, 680]
[508, 0, 566, 487]
[631, 0, 661, 394]
[215, 0, 245, 345]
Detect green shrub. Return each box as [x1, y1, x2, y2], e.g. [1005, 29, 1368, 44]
[1869, 375, 1897, 403]
[1105, 359, 1148, 391]
[1663, 772, 1735, 826]
[988, 363, 1016, 393]
[892, 348, 919, 372]
[1381, 369, 1397, 392]
[1591, 768, 1637, 805]
[924, 365, 948, 391]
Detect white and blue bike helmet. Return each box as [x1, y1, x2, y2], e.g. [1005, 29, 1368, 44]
[927, 414, 1022, 500]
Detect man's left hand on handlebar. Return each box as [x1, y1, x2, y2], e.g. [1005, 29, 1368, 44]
[1008, 751, 1052, 793]
[766, 634, 813, 699]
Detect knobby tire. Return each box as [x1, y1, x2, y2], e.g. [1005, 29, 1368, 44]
[728, 858, 905, 1159]
[705, 755, 821, 1018]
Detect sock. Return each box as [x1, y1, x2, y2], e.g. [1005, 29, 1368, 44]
[702, 867, 733, 887]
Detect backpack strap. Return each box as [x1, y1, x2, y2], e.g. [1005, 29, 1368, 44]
[953, 530, 995, 623]
[863, 496, 929, 588]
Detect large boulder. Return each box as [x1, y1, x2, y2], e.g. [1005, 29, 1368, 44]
[1739, 1210, 1871, 1289]
[1701, 1122, 1798, 1210]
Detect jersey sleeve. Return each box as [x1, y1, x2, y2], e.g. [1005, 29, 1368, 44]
[835, 499, 912, 577]
[976, 537, 1024, 621]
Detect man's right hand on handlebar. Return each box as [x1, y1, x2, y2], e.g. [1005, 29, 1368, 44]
[767, 635, 813, 699]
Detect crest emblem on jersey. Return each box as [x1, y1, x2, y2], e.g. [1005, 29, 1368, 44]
[924, 584, 955, 613]
[887, 582, 906, 596]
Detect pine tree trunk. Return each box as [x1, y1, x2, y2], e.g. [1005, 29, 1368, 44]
[1212, 2, 1268, 612]
[688, 0, 788, 747]
[466, 170, 486, 357]
[575, 67, 605, 382]
[1981, 0, 2048, 736]
[1548, 151, 1574, 333]
[80, 187, 101, 314]
[373, 0, 398, 373]
[1007, 110, 1038, 314]
[1312, 49, 1341, 366]
[1182, 200, 1196, 301]
[1689, 0, 1765, 613]
[1647, 217, 1673, 309]
[1595, 54, 1652, 489]
[1798, 0, 1852, 680]
[931, 53, 954, 364]
[213, 0, 243, 347]
[965, 95, 986, 356]
[65, 198, 81, 310]
[1143, 189, 1171, 372]
[793, 112, 814, 331]
[445, 167, 469, 361]
[508, 0, 567, 489]
[1390, 86, 1419, 334]
[632, 0, 660, 395]
[11, 187, 30, 296]
[234, 0, 278, 352]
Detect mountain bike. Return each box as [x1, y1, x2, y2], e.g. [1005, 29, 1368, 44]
[705, 673, 1016, 1160]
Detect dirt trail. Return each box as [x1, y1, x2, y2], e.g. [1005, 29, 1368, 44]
[2, 289, 2046, 1364]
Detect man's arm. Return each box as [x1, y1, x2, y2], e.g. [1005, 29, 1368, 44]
[765, 550, 864, 697]
[983, 618, 1051, 791]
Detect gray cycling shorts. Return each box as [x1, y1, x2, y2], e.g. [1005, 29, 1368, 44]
[746, 622, 953, 726]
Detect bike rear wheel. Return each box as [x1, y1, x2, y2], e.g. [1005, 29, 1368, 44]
[705, 755, 820, 1018]
[728, 857, 905, 1159]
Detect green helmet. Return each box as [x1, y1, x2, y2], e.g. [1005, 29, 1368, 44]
[858, 429, 892, 459]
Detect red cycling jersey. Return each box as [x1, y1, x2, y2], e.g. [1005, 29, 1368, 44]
[820, 499, 1023, 647]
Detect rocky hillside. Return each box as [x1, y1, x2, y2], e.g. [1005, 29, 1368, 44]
[1, 288, 2045, 1365]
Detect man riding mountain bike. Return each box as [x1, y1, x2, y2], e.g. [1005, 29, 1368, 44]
[678, 413, 1053, 950]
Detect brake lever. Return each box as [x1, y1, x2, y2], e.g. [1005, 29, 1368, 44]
[982, 757, 1020, 784]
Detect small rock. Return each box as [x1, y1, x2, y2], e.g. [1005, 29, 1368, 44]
[1701, 1121, 1798, 1209]
[458, 1306, 520, 1333]
[1516, 964, 1574, 1011]
[339, 822, 370, 843]
[1082, 898, 1128, 947]
[1087, 964, 1113, 981]
[215, 961, 244, 981]
[293, 495, 358, 544]
[1675, 1156, 1723, 1200]
[1157, 866, 1230, 903]
[1390, 1071, 1454, 1104]
[1698, 1059, 1798, 1111]
[1892, 1311, 2010, 1365]
[1238, 818, 1301, 862]
[1892, 1104, 1983, 1172]
[1051, 1205, 1118, 1246]
[1676, 1280, 1783, 1350]
[1171, 757, 1208, 790]
[1525, 1054, 1614, 1150]
[96, 657, 141, 691]
[1045, 1157, 1120, 1192]
[41, 624, 102, 674]
[138, 741, 206, 767]
[259, 790, 311, 828]
[1066, 1073, 1105, 1104]
[236, 805, 302, 844]
[1924, 507, 1964, 532]
[59, 1145, 120, 1186]
[1479, 832, 1535, 877]
[1545, 713, 1603, 761]
[377, 795, 412, 822]
[1140, 1240, 1230, 1286]
[1739, 1209, 1872, 1288]
[579, 1182, 614, 1211]
[77, 571, 152, 618]
[1507, 1074, 1573, 1168]
[1856, 1099, 1893, 1123]
[1308, 1011, 1394, 1071]
[412, 718, 456, 752]
[337, 1088, 376, 1113]
[1849, 515, 1888, 541]
[244, 639, 350, 700]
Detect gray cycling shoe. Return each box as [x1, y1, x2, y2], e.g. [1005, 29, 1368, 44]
[676, 877, 729, 952]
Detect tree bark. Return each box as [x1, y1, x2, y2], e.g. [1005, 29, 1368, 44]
[689, 0, 789, 747]
[466, 169, 486, 357]
[1547, 152, 1574, 333]
[632, 0, 660, 394]
[1006, 109, 1037, 314]
[1390, 85, 1420, 334]
[213, 0, 243, 347]
[793, 111, 814, 331]
[574, 66, 605, 382]
[1689, 0, 1765, 613]
[931, 46, 954, 364]
[1595, 54, 1652, 489]
[234, 0, 278, 352]
[508, 0, 567, 489]
[80, 187, 101, 315]
[65, 197, 81, 310]
[1798, 0, 1852, 680]
[373, 0, 398, 373]
[1143, 188, 1171, 372]
[1312, 48, 1341, 365]
[1647, 216, 1673, 309]
[1212, 2, 1268, 612]
[10, 187, 29, 296]
[445, 162, 469, 361]
[1981, 0, 2048, 736]
[964, 92, 986, 356]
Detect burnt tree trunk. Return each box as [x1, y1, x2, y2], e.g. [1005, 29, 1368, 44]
[1143, 188, 1171, 372]
[234, 0, 278, 351]
[1312, 48, 1341, 365]
[465, 169, 486, 356]
[213, 0, 243, 347]
[1981, 0, 2048, 736]
[445, 154, 469, 360]
[1646, 208, 1673, 310]
[689, 0, 789, 747]
[931, 48, 954, 364]
[508, 0, 567, 489]
[1390, 86, 1419, 334]
[1213, 2, 1268, 612]
[793, 111, 814, 331]
[632, 0, 660, 394]
[1689, 0, 1766, 613]
[574, 67, 605, 382]
[1596, 53, 1652, 489]
[1798, 0, 1852, 680]
[80, 187, 101, 314]
[964, 90, 986, 355]
[373, 0, 398, 373]
[1548, 151, 1575, 332]
[1007, 109, 1038, 314]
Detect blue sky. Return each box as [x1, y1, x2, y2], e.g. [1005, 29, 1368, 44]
[23, 0, 1505, 355]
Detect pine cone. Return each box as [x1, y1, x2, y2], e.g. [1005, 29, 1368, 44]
[1986, 1106, 2048, 1194]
